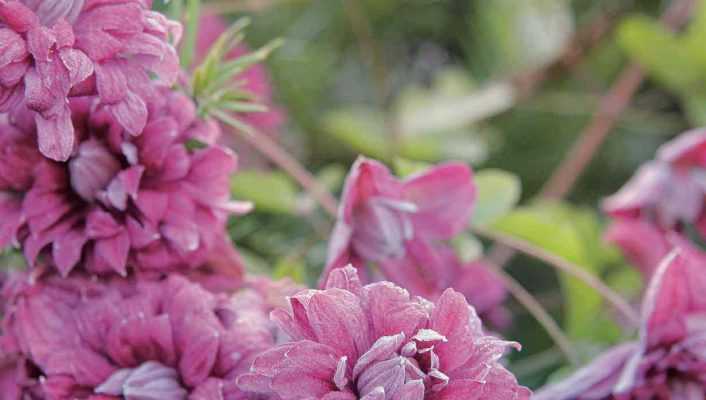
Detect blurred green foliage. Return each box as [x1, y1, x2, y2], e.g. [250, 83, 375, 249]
[197, 0, 704, 389]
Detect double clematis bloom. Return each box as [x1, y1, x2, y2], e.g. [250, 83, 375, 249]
[604, 128, 706, 277]
[0, 88, 251, 277]
[237, 265, 530, 400]
[1, 271, 275, 399]
[535, 240, 706, 399]
[0, 0, 181, 161]
[323, 157, 507, 324]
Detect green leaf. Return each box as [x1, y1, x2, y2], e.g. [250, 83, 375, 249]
[393, 158, 432, 178]
[184, 138, 208, 152]
[684, 94, 706, 126]
[618, 16, 703, 94]
[451, 233, 484, 263]
[231, 171, 299, 214]
[316, 164, 346, 192]
[491, 202, 622, 343]
[322, 108, 391, 160]
[472, 169, 521, 226]
[179, 0, 201, 68]
[273, 258, 307, 282]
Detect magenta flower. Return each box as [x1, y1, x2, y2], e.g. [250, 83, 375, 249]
[0, 88, 251, 276]
[604, 128, 706, 276]
[1, 271, 275, 399]
[0, 0, 181, 161]
[321, 157, 507, 324]
[535, 241, 706, 399]
[195, 10, 285, 169]
[237, 265, 530, 400]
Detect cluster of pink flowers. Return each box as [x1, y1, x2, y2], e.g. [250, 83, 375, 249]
[1, 273, 274, 398]
[0, 1, 530, 400]
[0, 0, 181, 162]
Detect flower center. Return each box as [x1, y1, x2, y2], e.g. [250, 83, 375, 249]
[352, 197, 417, 261]
[342, 330, 449, 399]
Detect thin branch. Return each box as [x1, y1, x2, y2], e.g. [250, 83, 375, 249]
[510, 346, 564, 381]
[343, 0, 402, 158]
[476, 227, 640, 327]
[490, 265, 579, 365]
[343, 0, 389, 104]
[206, 0, 277, 14]
[489, 0, 696, 267]
[213, 110, 340, 217]
[540, 0, 695, 199]
[511, 2, 630, 99]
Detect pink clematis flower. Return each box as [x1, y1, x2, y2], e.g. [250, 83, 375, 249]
[322, 157, 507, 324]
[237, 265, 530, 400]
[0, 0, 181, 161]
[604, 128, 706, 277]
[0, 88, 251, 276]
[195, 10, 285, 169]
[1, 271, 275, 399]
[535, 240, 706, 399]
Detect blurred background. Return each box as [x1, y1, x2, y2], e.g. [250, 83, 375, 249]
[171, 0, 702, 390]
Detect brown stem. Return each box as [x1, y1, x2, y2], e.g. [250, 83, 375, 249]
[491, 265, 580, 365]
[540, 0, 695, 199]
[214, 111, 340, 217]
[483, 1, 694, 358]
[343, 0, 389, 105]
[511, 3, 629, 99]
[476, 227, 640, 327]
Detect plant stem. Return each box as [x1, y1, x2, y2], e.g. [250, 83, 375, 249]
[476, 227, 640, 327]
[180, 0, 201, 68]
[491, 266, 580, 365]
[485, 1, 696, 347]
[213, 110, 340, 217]
[540, 0, 695, 198]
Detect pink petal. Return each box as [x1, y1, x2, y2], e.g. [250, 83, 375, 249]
[52, 227, 87, 276]
[178, 321, 220, 388]
[604, 218, 670, 278]
[402, 162, 475, 239]
[103, 165, 144, 210]
[110, 91, 147, 136]
[59, 48, 93, 86]
[325, 264, 363, 295]
[95, 61, 127, 104]
[0, 1, 40, 32]
[429, 289, 476, 372]
[534, 343, 636, 400]
[0, 28, 27, 67]
[106, 314, 176, 368]
[361, 281, 427, 339]
[306, 289, 371, 363]
[135, 190, 169, 223]
[35, 107, 75, 161]
[93, 229, 130, 276]
[86, 209, 122, 238]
